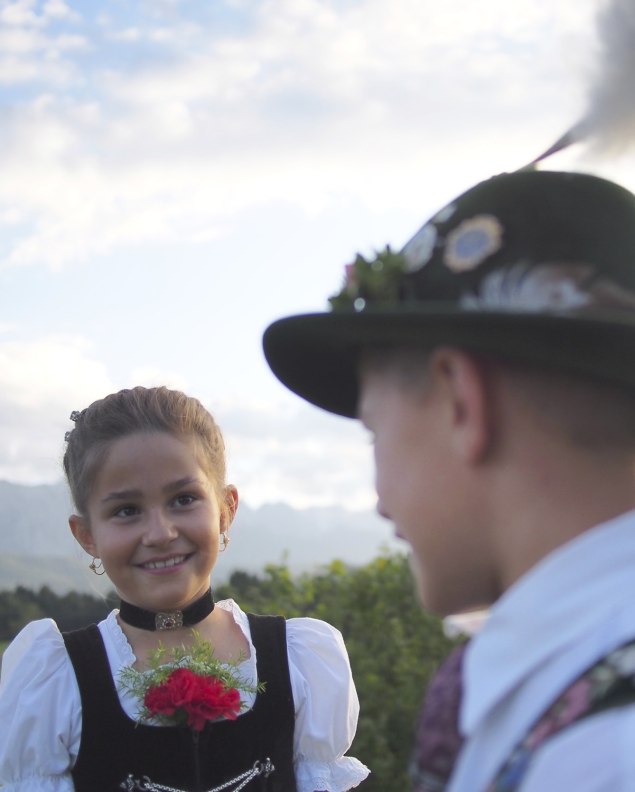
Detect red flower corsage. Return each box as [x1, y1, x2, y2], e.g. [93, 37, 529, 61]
[118, 632, 261, 732]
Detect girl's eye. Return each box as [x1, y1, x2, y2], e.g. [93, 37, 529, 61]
[173, 493, 197, 507]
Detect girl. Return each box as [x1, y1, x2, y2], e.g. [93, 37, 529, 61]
[0, 386, 369, 792]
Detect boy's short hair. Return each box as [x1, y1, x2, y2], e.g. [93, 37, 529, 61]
[502, 364, 635, 451]
[263, 170, 635, 419]
[361, 345, 635, 451]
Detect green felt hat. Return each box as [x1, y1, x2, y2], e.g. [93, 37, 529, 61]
[263, 170, 635, 418]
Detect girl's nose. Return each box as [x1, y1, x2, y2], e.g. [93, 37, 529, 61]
[142, 508, 178, 545]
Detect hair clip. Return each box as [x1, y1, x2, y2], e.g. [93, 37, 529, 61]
[64, 430, 72, 442]
[69, 410, 82, 422]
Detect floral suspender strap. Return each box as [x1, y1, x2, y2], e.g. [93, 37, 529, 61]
[487, 637, 635, 792]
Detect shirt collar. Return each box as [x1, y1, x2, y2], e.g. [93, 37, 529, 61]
[462, 508, 635, 734]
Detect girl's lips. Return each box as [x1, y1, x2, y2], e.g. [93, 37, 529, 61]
[137, 553, 192, 571]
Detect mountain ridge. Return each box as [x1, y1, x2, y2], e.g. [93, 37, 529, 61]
[0, 481, 401, 593]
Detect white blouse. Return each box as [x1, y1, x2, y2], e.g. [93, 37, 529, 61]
[0, 599, 369, 792]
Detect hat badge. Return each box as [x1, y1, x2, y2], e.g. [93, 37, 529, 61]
[444, 214, 503, 273]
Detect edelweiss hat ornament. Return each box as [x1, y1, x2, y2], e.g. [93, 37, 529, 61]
[263, 169, 635, 418]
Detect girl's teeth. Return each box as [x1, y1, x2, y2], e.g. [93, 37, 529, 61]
[144, 555, 186, 569]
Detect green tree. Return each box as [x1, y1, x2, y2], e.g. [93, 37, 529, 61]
[217, 551, 457, 791]
[0, 585, 116, 639]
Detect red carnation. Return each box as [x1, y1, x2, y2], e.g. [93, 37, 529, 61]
[144, 668, 242, 731]
[144, 683, 178, 717]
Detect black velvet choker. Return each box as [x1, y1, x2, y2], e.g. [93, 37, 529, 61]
[118, 588, 215, 631]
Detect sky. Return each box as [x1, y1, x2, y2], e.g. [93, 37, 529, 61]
[0, 0, 629, 511]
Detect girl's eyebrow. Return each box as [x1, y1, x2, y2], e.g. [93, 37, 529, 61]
[163, 476, 203, 493]
[100, 477, 204, 504]
[101, 489, 142, 504]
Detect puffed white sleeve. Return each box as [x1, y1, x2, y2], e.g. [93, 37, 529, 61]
[0, 619, 80, 792]
[286, 617, 370, 792]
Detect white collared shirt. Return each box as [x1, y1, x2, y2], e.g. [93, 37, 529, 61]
[449, 508, 635, 791]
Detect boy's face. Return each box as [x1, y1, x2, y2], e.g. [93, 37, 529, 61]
[358, 361, 494, 616]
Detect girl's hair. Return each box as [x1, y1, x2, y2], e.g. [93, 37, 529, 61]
[63, 386, 228, 516]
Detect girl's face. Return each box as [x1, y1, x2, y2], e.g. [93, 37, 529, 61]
[70, 431, 236, 612]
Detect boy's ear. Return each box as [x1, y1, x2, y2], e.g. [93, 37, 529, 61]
[221, 485, 239, 533]
[431, 347, 492, 464]
[69, 514, 97, 557]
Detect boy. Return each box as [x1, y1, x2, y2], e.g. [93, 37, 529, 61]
[263, 169, 635, 790]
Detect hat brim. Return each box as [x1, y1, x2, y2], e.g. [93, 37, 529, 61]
[263, 308, 635, 418]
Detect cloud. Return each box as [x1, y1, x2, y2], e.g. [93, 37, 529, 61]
[0, 0, 601, 271]
[0, 334, 114, 482]
[214, 397, 375, 509]
[43, 0, 77, 21]
[0, 0, 86, 86]
[129, 366, 192, 392]
[0, 0, 44, 28]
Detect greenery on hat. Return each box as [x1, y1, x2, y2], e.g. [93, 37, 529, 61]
[328, 246, 408, 311]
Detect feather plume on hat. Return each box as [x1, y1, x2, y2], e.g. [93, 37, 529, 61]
[530, 0, 635, 165]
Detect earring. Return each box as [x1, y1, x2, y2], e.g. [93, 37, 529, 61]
[220, 532, 230, 552]
[89, 557, 105, 576]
